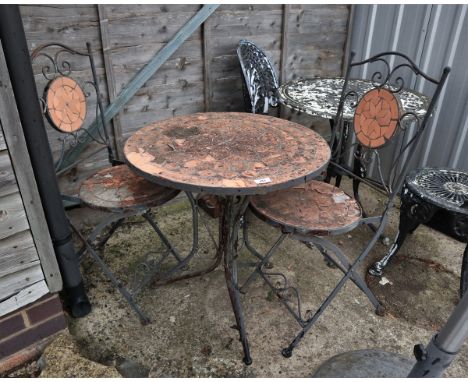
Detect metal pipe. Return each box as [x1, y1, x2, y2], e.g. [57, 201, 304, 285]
[408, 290, 468, 377]
[0, 5, 91, 317]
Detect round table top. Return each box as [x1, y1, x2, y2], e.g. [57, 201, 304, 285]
[406, 168, 468, 215]
[278, 77, 430, 120]
[124, 112, 330, 195]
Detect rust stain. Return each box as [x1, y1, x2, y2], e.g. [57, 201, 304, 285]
[250, 180, 361, 235]
[124, 112, 330, 193]
[79, 165, 179, 211]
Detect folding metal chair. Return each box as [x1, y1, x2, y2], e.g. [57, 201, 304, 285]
[241, 50, 450, 357]
[31, 42, 200, 324]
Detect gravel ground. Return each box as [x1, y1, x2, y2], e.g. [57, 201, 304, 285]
[33, 178, 468, 377]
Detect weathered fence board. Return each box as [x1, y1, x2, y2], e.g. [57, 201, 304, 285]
[0, 193, 30, 241]
[0, 280, 49, 316]
[21, 4, 349, 195]
[0, 231, 38, 279]
[0, 151, 19, 199]
[0, 45, 61, 292]
[0, 128, 5, 151]
[0, 264, 44, 302]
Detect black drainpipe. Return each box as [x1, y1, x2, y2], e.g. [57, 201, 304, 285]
[0, 5, 91, 317]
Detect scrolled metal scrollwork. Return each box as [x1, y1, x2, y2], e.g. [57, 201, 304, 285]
[54, 49, 73, 77]
[369, 58, 391, 88]
[260, 266, 311, 325]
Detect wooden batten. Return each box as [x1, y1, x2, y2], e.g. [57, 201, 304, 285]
[98, 4, 124, 160]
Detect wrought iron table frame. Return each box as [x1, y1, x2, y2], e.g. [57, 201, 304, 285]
[123, 113, 330, 365]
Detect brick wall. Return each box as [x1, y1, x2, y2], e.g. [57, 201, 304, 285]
[0, 294, 67, 373]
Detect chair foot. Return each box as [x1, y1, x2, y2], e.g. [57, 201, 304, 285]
[367, 262, 384, 277]
[375, 304, 386, 317]
[140, 317, 151, 326]
[282, 347, 293, 358]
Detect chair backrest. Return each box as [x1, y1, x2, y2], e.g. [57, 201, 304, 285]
[237, 39, 279, 114]
[332, 50, 450, 205]
[30, 42, 116, 175]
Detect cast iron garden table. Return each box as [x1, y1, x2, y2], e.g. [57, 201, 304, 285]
[124, 112, 330, 364]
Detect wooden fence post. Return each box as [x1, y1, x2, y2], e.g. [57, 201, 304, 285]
[203, 14, 213, 112]
[97, 5, 124, 160]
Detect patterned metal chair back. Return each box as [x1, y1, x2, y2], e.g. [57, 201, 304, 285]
[237, 39, 280, 114]
[31, 42, 116, 175]
[333, 51, 450, 203]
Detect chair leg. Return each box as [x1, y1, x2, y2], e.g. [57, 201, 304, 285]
[280, 214, 393, 358]
[368, 194, 427, 277]
[460, 244, 468, 298]
[239, 233, 287, 293]
[242, 212, 265, 262]
[70, 222, 150, 325]
[303, 238, 382, 311]
[142, 212, 184, 263]
[76, 212, 136, 260]
[281, 250, 372, 358]
[133, 191, 200, 292]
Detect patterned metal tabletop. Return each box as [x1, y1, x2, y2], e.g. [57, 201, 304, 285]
[406, 168, 468, 215]
[124, 112, 330, 195]
[279, 78, 430, 120]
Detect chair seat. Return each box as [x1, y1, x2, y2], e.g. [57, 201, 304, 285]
[250, 180, 362, 236]
[79, 165, 180, 211]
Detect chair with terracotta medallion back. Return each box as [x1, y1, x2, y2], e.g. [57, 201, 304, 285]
[241, 51, 450, 357]
[31, 42, 199, 324]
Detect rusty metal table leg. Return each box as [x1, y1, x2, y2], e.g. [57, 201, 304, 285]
[220, 195, 252, 365]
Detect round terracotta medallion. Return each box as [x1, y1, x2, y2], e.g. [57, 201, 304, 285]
[45, 76, 87, 133]
[353, 88, 401, 149]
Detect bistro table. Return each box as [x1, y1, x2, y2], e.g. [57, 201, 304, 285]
[124, 112, 330, 364]
[278, 77, 430, 121]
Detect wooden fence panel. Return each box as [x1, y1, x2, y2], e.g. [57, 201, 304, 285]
[21, 4, 349, 195]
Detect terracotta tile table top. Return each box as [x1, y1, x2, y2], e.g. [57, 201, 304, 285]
[124, 112, 330, 195]
[278, 77, 429, 121]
